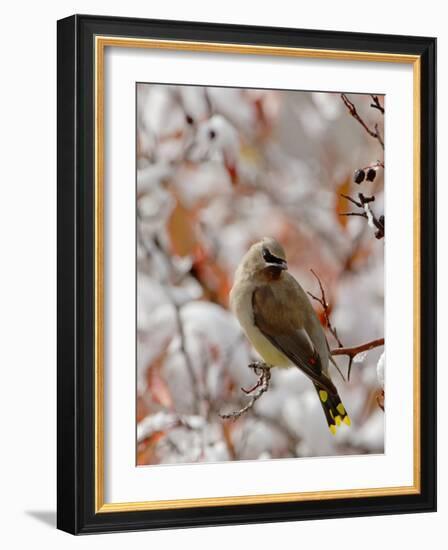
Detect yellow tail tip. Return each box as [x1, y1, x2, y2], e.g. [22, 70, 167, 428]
[319, 390, 328, 403]
[335, 415, 342, 426]
[329, 424, 337, 435]
[343, 415, 351, 426]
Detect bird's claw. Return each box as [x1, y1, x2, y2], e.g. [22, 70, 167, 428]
[241, 379, 263, 394]
[241, 362, 270, 393]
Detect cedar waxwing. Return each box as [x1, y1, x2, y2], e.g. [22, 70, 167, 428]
[229, 237, 350, 434]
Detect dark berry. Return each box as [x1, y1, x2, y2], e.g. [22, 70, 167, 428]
[366, 168, 377, 182]
[185, 114, 194, 125]
[209, 129, 216, 140]
[354, 169, 365, 184]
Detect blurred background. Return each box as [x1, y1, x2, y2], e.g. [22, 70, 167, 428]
[136, 84, 385, 466]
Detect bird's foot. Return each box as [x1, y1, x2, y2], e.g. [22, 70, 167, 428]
[241, 362, 271, 394]
[249, 361, 271, 375]
[219, 362, 271, 420]
[241, 379, 262, 395]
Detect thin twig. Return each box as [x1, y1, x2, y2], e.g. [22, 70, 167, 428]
[331, 338, 385, 357]
[172, 301, 201, 414]
[374, 123, 384, 149]
[307, 269, 344, 348]
[307, 269, 385, 381]
[219, 362, 271, 420]
[340, 192, 385, 239]
[341, 93, 384, 150]
[339, 211, 368, 219]
[370, 95, 385, 114]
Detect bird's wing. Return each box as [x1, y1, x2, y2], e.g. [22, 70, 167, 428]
[252, 285, 336, 395]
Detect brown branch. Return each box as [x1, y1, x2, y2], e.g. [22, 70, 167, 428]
[307, 269, 344, 348]
[331, 338, 385, 357]
[341, 93, 384, 150]
[331, 338, 385, 381]
[219, 362, 271, 420]
[374, 123, 384, 149]
[370, 95, 385, 114]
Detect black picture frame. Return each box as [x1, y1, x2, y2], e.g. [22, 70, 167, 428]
[57, 14, 436, 534]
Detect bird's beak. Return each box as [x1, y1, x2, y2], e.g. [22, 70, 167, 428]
[267, 260, 288, 270]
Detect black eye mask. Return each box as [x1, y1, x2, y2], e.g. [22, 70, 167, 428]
[262, 247, 284, 265]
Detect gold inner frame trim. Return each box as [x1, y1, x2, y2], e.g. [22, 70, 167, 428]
[94, 35, 421, 513]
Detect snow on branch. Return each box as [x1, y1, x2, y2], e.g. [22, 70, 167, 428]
[340, 192, 385, 240]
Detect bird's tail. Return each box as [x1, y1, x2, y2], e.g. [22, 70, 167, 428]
[314, 384, 351, 435]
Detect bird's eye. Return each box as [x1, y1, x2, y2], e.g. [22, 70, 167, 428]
[262, 247, 283, 264]
[209, 129, 216, 140]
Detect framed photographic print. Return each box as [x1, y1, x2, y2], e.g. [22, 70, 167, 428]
[57, 14, 436, 534]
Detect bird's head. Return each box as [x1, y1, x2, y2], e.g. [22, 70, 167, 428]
[238, 237, 288, 281]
